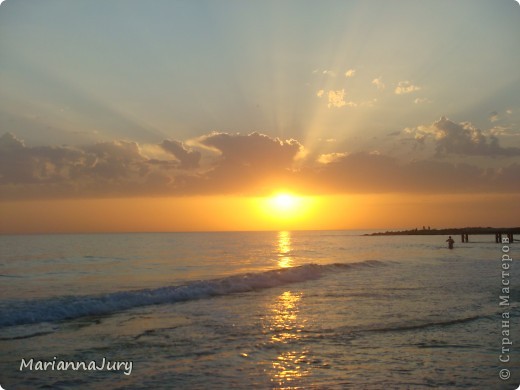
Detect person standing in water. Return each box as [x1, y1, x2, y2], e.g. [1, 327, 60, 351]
[446, 236, 454, 249]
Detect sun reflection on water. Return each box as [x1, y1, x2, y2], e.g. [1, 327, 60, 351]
[267, 290, 309, 387]
[277, 231, 292, 268]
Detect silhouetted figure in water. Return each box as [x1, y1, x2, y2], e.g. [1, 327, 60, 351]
[446, 236, 454, 249]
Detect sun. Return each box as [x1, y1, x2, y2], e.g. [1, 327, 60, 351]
[257, 192, 318, 228]
[272, 194, 298, 212]
[262, 192, 306, 221]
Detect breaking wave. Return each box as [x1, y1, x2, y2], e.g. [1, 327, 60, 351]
[0, 260, 386, 328]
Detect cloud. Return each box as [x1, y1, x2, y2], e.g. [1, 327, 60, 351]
[314, 152, 403, 192]
[313, 152, 520, 193]
[412, 116, 520, 156]
[322, 70, 336, 77]
[372, 77, 385, 90]
[345, 69, 356, 78]
[190, 132, 304, 194]
[317, 89, 357, 108]
[0, 132, 178, 198]
[82, 140, 146, 179]
[0, 132, 24, 150]
[414, 97, 430, 104]
[161, 139, 201, 169]
[489, 111, 499, 123]
[317, 152, 348, 164]
[489, 125, 519, 137]
[1, 125, 519, 200]
[327, 89, 347, 108]
[0, 132, 304, 199]
[199, 132, 301, 169]
[0, 130, 306, 198]
[395, 81, 420, 95]
[0, 132, 86, 184]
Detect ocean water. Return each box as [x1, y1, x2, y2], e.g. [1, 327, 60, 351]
[0, 230, 518, 389]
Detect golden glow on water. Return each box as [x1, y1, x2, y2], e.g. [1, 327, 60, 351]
[277, 231, 293, 268]
[269, 291, 302, 342]
[272, 350, 309, 385]
[266, 290, 309, 386]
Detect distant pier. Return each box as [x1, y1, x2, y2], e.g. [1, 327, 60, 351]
[493, 232, 515, 244]
[365, 227, 519, 243]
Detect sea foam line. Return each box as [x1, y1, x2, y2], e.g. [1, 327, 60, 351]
[0, 260, 385, 328]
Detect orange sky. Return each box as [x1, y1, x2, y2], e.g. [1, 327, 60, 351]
[1, 193, 518, 234]
[1, 2, 519, 234]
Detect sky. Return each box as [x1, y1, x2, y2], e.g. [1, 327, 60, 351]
[0, 0, 519, 233]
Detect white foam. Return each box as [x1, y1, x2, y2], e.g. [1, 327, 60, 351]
[0, 261, 384, 328]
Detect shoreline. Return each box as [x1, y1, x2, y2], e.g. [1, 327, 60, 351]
[364, 227, 520, 236]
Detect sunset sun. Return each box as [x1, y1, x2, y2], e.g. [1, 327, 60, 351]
[272, 194, 298, 213]
[1, 1, 518, 389]
[260, 193, 316, 226]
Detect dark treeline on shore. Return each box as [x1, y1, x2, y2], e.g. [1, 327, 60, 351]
[365, 227, 520, 236]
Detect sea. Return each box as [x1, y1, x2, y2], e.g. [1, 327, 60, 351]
[0, 230, 518, 389]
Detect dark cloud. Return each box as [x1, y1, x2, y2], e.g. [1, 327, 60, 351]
[1, 127, 519, 200]
[431, 117, 520, 156]
[489, 111, 499, 123]
[0, 133, 167, 198]
[82, 140, 147, 180]
[161, 140, 201, 169]
[0, 131, 303, 199]
[312, 152, 520, 193]
[200, 132, 302, 169]
[0, 132, 84, 184]
[192, 132, 303, 195]
[0, 132, 24, 150]
[314, 152, 401, 192]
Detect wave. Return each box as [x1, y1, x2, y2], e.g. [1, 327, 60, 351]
[0, 260, 386, 328]
[361, 313, 493, 334]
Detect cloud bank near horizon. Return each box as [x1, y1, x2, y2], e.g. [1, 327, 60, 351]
[1, 117, 519, 200]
